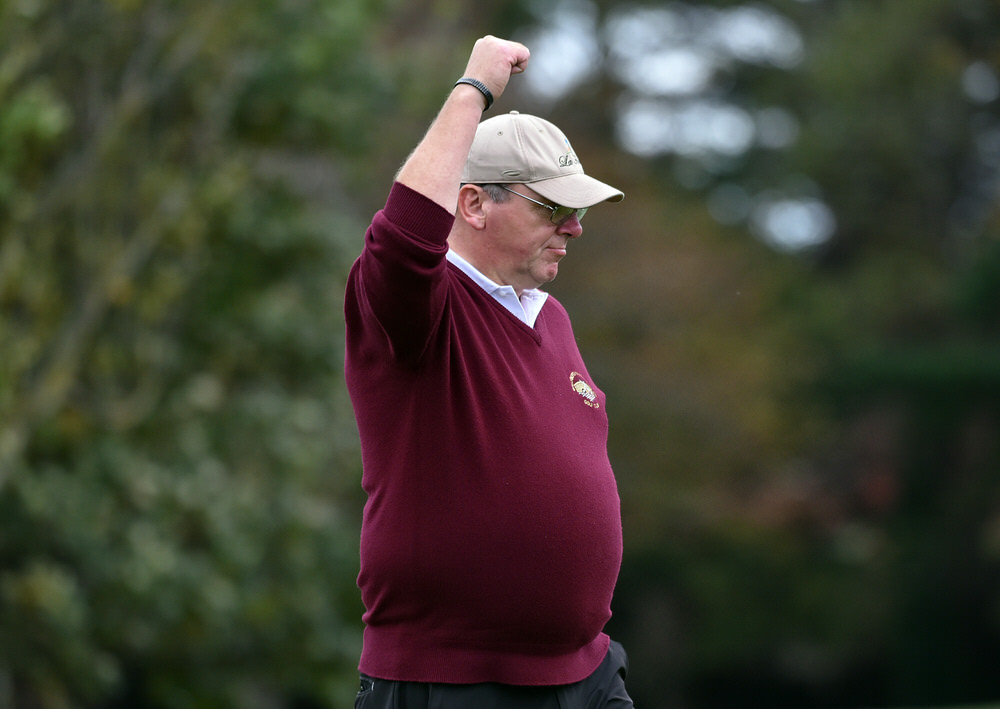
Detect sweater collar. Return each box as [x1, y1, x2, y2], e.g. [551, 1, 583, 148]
[446, 249, 549, 327]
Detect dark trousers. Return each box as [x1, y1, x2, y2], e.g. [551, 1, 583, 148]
[354, 640, 633, 709]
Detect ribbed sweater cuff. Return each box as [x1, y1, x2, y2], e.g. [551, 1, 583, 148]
[384, 182, 455, 246]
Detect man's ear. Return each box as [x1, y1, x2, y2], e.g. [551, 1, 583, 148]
[456, 184, 489, 230]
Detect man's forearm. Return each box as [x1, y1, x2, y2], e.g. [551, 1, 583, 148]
[393, 35, 530, 214]
[395, 86, 489, 214]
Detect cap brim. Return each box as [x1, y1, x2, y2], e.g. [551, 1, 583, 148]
[524, 173, 624, 209]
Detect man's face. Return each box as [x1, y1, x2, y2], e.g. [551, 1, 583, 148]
[486, 185, 584, 295]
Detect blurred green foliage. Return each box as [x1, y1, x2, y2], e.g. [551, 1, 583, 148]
[0, 0, 394, 705]
[2, 0, 1000, 708]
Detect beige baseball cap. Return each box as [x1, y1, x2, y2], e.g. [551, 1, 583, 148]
[461, 111, 624, 209]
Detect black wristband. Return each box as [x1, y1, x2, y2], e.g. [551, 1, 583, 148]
[454, 77, 494, 111]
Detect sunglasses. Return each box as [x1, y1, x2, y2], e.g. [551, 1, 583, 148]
[498, 185, 587, 225]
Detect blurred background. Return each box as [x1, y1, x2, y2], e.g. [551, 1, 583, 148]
[2, 0, 999, 707]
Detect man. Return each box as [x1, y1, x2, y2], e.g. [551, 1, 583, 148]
[344, 35, 633, 708]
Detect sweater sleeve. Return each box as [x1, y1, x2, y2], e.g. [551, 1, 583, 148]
[347, 182, 456, 363]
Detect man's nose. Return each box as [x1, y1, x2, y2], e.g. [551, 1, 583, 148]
[559, 213, 584, 237]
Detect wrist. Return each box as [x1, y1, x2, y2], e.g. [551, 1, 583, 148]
[454, 77, 494, 111]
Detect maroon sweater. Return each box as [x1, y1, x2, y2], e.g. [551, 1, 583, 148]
[344, 182, 623, 685]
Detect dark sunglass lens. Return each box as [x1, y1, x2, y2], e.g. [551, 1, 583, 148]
[551, 206, 586, 224]
[552, 207, 587, 224]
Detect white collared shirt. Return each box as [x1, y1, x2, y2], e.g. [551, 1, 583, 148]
[446, 249, 549, 327]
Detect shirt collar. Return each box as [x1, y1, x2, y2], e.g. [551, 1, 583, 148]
[446, 249, 549, 327]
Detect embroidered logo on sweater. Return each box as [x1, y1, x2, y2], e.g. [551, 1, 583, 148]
[570, 372, 599, 408]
